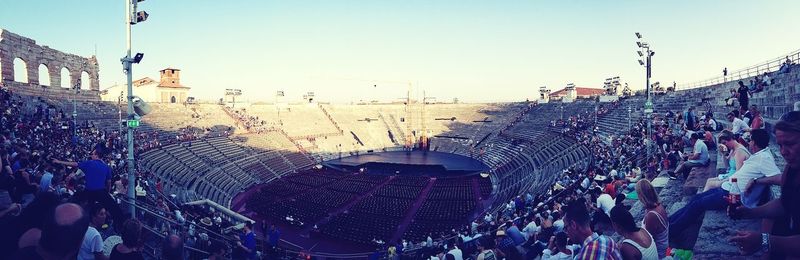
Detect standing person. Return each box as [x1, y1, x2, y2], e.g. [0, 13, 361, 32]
[737, 81, 750, 114]
[79, 203, 109, 260]
[234, 222, 256, 260]
[610, 206, 659, 260]
[52, 147, 125, 228]
[635, 179, 669, 259]
[730, 112, 800, 258]
[563, 198, 622, 260]
[109, 219, 145, 260]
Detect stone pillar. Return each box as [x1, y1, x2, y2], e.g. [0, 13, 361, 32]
[0, 50, 12, 82]
[48, 63, 61, 88]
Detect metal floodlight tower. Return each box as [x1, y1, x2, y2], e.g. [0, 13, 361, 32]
[121, 0, 149, 218]
[635, 32, 655, 162]
[73, 78, 81, 142]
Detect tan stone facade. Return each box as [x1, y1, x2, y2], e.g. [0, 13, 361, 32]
[0, 28, 100, 91]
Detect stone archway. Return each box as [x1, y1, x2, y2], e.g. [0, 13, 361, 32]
[38, 64, 50, 86]
[13, 57, 27, 83]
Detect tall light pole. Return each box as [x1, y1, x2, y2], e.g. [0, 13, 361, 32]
[122, 0, 149, 217]
[636, 32, 655, 162]
[73, 79, 80, 143]
[628, 106, 632, 131]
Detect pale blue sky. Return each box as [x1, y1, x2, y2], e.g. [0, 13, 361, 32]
[1, 1, 799, 102]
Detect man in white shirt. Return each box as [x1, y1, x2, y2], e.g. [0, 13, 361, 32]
[595, 191, 615, 216]
[78, 203, 108, 260]
[728, 111, 751, 136]
[446, 240, 463, 260]
[522, 216, 540, 239]
[669, 129, 780, 234]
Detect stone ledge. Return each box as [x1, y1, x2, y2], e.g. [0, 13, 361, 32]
[694, 210, 763, 258]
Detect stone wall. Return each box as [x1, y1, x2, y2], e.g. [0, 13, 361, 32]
[0, 28, 100, 93]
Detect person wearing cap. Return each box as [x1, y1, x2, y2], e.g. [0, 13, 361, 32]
[494, 229, 519, 259]
[730, 111, 800, 258]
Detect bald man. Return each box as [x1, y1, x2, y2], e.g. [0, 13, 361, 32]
[14, 203, 90, 260]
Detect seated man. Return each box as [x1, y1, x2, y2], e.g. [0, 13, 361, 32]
[669, 132, 709, 180]
[730, 111, 800, 258]
[669, 129, 781, 239]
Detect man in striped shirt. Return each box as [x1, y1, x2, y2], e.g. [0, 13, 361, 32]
[564, 198, 622, 260]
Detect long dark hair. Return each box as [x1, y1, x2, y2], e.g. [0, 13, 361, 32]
[610, 206, 638, 233]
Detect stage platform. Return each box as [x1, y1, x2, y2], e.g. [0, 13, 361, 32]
[323, 151, 490, 177]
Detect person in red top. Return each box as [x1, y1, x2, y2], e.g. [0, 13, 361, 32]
[748, 105, 764, 130]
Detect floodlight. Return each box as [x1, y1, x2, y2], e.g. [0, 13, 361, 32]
[135, 11, 149, 23]
[637, 42, 642, 48]
[637, 51, 643, 57]
[635, 32, 642, 39]
[638, 60, 645, 66]
[650, 51, 655, 57]
[133, 53, 144, 63]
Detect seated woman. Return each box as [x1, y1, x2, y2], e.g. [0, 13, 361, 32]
[610, 206, 659, 260]
[704, 130, 750, 192]
[636, 179, 669, 259]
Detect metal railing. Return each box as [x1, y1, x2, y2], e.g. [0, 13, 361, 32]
[676, 49, 800, 90]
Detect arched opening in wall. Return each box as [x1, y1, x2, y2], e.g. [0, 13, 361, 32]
[60, 67, 72, 88]
[171, 96, 177, 103]
[13, 58, 28, 83]
[38, 64, 51, 86]
[80, 71, 90, 90]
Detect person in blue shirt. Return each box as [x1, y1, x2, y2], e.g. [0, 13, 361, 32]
[267, 223, 280, 249]
[235, 222, 257, 260]
[52, 147, 125, 228]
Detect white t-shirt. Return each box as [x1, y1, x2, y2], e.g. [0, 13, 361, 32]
[596, 193, 615, 216]
[721, 148, 782, 208]
[553, 219, 565, 233]
[731, 117, 750, 135]
[447, 248, 464, 260]
[542, 245, 579, 260]
[522, 221, 540, 238]
[78, 226, 104, 260]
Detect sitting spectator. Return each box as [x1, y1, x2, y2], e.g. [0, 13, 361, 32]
[748, 105, 764, 130]
[206, 241, 227, 260]
[636, 179, 669, 259]
[162, 234, 184, 260]
[563, 198, 622, 260]
[730, 111, 800, 258]
[475, 237, 497, 260]
[704, 130, 750, 192]
[541, 232, 576, 260]
[79, 203, 108, 260]
[669, 132, 709, 180]
[14, 203, 89, 260]
[610, 206, 658, 260]
[670, 129, 780, 244]
[109, 219, 144, 260]
[728, 110, 751, 137]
